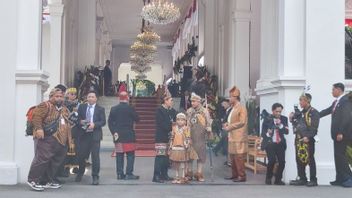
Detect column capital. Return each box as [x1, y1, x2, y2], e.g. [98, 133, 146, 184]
[16, 70, 50, 91]
[256, 76, 306, 95]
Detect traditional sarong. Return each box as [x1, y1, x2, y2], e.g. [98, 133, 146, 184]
[115, 143, 136, 153]
[155, 143, 168, 156]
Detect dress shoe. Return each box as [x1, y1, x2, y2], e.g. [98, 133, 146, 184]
[342, 178, 352, 187]
[330, 180, 342, 186]
[265, 178, 272, 185]
[92, 176, 99, 185]
[233, 177, 246, 182]
[289, 179, 307, 186]
[125, 174, 140, 180]
[72, 167, 79, 174]
[53, 177, 64, 184]
[75, 174, 83, 182]
[117, 174, 125, 180]
[152, 176, 165, 183]
[274, 180, 285, 185]
[162, 175, 173, 181]
[225, 176, 236, 180]
[306, 180, 318, 187]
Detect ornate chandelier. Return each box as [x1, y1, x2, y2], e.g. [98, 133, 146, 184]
[141, 0, 180, 25]
[130, 28, 160, 79]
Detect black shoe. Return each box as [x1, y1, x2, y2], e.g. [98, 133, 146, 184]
[225, 176, 235, 180]
[289, 179, 307, 186]
[72, 167, 79, 174]
[92, 176, 99, 185]
[330, 180, 342, 186]
[125, 174, 140, 180]
[117, 174, 126, 180]
[75, 174, 83, 182]
[306, 180, 318, 187]
[274, 180, 285, 185]
[152, 176, 165, 183]
[53, 177, 64, 184]
[161, 175, 173, 181]
[265, 178, 272, 185]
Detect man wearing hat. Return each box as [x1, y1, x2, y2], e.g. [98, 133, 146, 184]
[108, 91, 140, 180]
[320, 83, 352, 187]
[289, 93, 320, 187]
[186, 93, 212, 182]
[223, 86, 248, 182]
[152, 94, 177, 183]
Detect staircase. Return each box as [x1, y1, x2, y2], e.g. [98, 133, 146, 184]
[98, 96, 117, 150]
[131, 97, 159, 156]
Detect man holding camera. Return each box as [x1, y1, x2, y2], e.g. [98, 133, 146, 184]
[75, 91, 106, 185]
[289, 93, 320, 187]
[261, 103, 289, 185]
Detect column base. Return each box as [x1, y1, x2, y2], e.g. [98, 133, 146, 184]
[0, 162, 18, 185]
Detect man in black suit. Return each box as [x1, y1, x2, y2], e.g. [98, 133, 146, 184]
[261, 103, 289, 185]
[152, 95, 177, 183]
[320, 83, 352, 187]
[108, 91, 140, 180]
[75, 91, 106, 185]
[103, 60, 112, 96]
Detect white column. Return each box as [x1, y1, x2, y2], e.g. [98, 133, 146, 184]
[226, 0, 251, 100]
[204, 0, 216, 73]
[0, 0, 49, 184]
[256, 0, 345, 184]
[0, 0, 19, 185]
[77, 0, 96, 69]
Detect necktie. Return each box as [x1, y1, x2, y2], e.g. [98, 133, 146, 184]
[332, 100, 338, 113]
[275, 129, 281, 143]
[274, 119, 281, 143]
[86, 105, 92, 122]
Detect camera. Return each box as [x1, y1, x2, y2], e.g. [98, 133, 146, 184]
[291, 105, 307, 135]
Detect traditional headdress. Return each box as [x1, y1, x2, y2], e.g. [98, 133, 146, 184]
[161, 88, 172, 102]
[67, 87, 77, 94]
[176, 113, 187, 120]
[190, 92, 202, 101]
[49, 88, 63, 98]
[229, 86, 240, 97]
[119, 91, 129, 101]
[299, 85, 312, 103]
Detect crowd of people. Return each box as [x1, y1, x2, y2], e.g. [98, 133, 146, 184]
[26, 82, 352, 191]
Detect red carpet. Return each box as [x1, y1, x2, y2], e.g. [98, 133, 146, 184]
[131, 97, 159, 157]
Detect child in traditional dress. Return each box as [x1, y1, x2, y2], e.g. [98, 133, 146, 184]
[169, 113, 192, 184]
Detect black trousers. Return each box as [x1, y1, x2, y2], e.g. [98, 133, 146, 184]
[77, 134, 100, 177]
[265, 142, 286, 181]
[28, 136, 66, 183]
[333, 140, 352, 182]
[116, 151, 135, 176]
[153, 155, 169, 179]
[295, 139, 317, 181]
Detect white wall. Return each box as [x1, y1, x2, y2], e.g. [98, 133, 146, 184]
[111, 44, 173, 83]
[118, 63, 163, 89]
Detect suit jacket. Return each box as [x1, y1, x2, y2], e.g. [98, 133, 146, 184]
[155, 106, 177, 143]
[77, 103, 106, 141]
[227, 103, 248, 154]
[108, 102, 140, 143]
[320, 95, 352, 140]
[261, 115, 289, 150]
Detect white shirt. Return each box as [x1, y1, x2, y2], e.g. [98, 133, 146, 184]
[86, 103, 96, 122]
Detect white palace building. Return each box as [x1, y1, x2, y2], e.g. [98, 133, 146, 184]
[0, 0, 351, 185]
